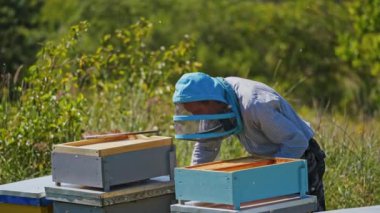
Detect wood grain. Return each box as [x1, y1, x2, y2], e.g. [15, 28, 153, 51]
[53, 136, 172, 157]
[187, 157, 295, 172]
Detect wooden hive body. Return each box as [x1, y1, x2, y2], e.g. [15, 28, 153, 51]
[174, 157, 308, 210]
[52, 135, 175, 191]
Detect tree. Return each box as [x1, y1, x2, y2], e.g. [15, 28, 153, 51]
[0, 0, 45, 100]
[336, 0, 380, 113]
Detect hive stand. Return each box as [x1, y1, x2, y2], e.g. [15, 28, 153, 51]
[171, 195, 317, 213]
[45, 176, 175, 213]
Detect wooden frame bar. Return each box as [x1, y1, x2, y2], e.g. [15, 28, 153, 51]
[53, 136, 172, 157]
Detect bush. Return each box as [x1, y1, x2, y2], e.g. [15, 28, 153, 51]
[0, 19, 199, 183]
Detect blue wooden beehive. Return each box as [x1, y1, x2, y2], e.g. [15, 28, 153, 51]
[175, 157, 308, 210]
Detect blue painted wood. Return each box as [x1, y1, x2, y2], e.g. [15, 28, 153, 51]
[0, 176, 54, 207]
[231, 162, 305, 206]
[175, 170, 234, 205]
[0, 195, 52, 207]
[174, 158, 308, 210]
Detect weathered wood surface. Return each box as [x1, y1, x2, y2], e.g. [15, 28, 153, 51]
[53, 136, 172, 157]
[53, 194, 174, 213]
[46, 176, 174, 207]
[186, 157, 295, 172]
[82, 130, 159, 140]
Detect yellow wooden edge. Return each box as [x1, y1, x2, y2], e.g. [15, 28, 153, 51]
[185, 156, 300, 169]
[53, 136, 172, 157]
[53, 145, 100, 156]
[58, 134, 138, 147]
[98, 137, 172, 157]
[0, 203, 52, 213]
[60, 134, 157, 147]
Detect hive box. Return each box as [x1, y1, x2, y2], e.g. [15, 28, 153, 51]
[175, 157, 308, 210]
[52, 135, 175, 191]
[0, 176, 54, 213]
[45, 176, 174, 213]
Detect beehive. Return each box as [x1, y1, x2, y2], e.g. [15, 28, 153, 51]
[52, 135, 175, 191]
[175, 157, 308, 210]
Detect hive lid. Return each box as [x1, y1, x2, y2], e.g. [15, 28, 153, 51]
[0, 176, 54, 206]
[0, 176, 54, 198]
[53, 135, 172, 157]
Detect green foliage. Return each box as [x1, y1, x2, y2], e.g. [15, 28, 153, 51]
[0, 22, 88, 182]
[37, 0, 366, 111]
[0, 0, 45, 74]
[314, 114, 380, 209]
[78, 18, 199, 133]
[336, 0, 380, 112]
[0, 0, 46, 101]
[0, 19, 199, 183]
[1, 0, 380, 210]
[0, 0, 376, 113]
[188, 1, 351, 107]
[3, 0, 380, 112]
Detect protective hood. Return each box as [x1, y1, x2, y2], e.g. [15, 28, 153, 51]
[172, 72, 243, 141]
[173, 72, 228, 104]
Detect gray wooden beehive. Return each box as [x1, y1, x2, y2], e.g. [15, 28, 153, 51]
[51, 135, 175, 191]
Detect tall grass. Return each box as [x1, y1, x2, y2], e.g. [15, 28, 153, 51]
[314, 113, 380, 209]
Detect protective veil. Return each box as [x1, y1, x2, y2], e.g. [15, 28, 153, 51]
[172, 72, 243, 141]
